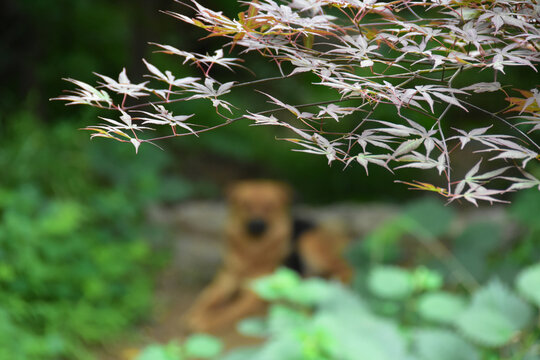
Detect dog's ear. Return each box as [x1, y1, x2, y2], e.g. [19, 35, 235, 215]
[274, 181, 293, 205]
[225, 182, 244, 203]
[224, 180, 256, 203]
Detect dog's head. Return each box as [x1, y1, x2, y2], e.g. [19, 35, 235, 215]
[227, 180, 291, 238]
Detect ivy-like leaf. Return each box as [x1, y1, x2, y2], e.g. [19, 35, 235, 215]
[412, 329, 479, 360]
[516, 263, 540, 308]
[417, 292, 466, 324]
[367, 266, 413, 300]
[456, 279, 533, 347]
[184, 334, 223, 359]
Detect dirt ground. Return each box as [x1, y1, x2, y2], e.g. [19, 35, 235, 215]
[98, 268, 259, 360]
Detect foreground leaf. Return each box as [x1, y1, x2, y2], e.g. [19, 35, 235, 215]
[417, 292, 466, 324]
[413, 329, 479, 360]
[184, 334, 223, 359]
[367, 266, 413, 300]
[516, 263, 540, 308]
[456, 280, 533, 347]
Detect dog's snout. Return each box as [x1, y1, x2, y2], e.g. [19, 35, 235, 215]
[246, 218, 267, 237]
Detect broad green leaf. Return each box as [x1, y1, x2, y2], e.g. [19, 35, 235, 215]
[219, 347, 259, 360]
[317, 282, 368, 317]
[315, 311, 408, 360]
[136, 342, 183, 360]
[237, 317, 268, 338]
[135, 346, 168, 360]
[287, 278, 332, 305]
[267, 305, 308, 335]
[244, 337, 303, 360]
[471, 280, 532, 329]
[516, 263, 540, 307]
[184, 334, 223, 359]
[413, 329, 479, 360]
[456, 280, 533, 347]
[251, 268, 301, 301]
[253, 273, 331, 306]
[417, 292, 466, 324]
[367, 266, 413, 300]
[296, 322, 338, 360]
[412, 267, 443, 291]
[456, 308, 515, 347]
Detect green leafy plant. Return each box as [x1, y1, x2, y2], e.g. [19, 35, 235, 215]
[412, 329, 480, 360]
[416, 291, 466, 324]
[516, 264, 540, 308]
[136, 334, 223, 360]
[455, 279, 533, 347]
[139, 196, 540, 360]
[140, 261, 540, 360]
[0, 113, 181, 360]
[367, 266, 415, 300]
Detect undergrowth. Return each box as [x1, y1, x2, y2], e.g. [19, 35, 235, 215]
[0, 112, 193, 360]
[138, 192, 540, 360]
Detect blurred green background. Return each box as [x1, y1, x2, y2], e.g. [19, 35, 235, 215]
[1, 1, 539, 359]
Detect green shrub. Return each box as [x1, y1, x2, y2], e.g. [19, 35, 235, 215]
[140, 261, 540, 360]
[0, 112, 181, 360]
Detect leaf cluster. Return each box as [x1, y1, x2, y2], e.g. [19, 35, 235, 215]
[56, 0, 540, 204]
[0, 113, 185, 360]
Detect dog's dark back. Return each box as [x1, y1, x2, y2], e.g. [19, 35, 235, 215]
[282, 218, 316, 275]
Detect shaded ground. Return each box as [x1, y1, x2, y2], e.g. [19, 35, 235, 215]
[98, 201, 512, 359]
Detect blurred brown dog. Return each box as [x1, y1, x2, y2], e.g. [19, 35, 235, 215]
[186, 180, 352, 332]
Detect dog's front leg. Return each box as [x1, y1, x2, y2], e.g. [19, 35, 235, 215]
[185, 271, 239, 331]
[198, 288, 265, 332]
